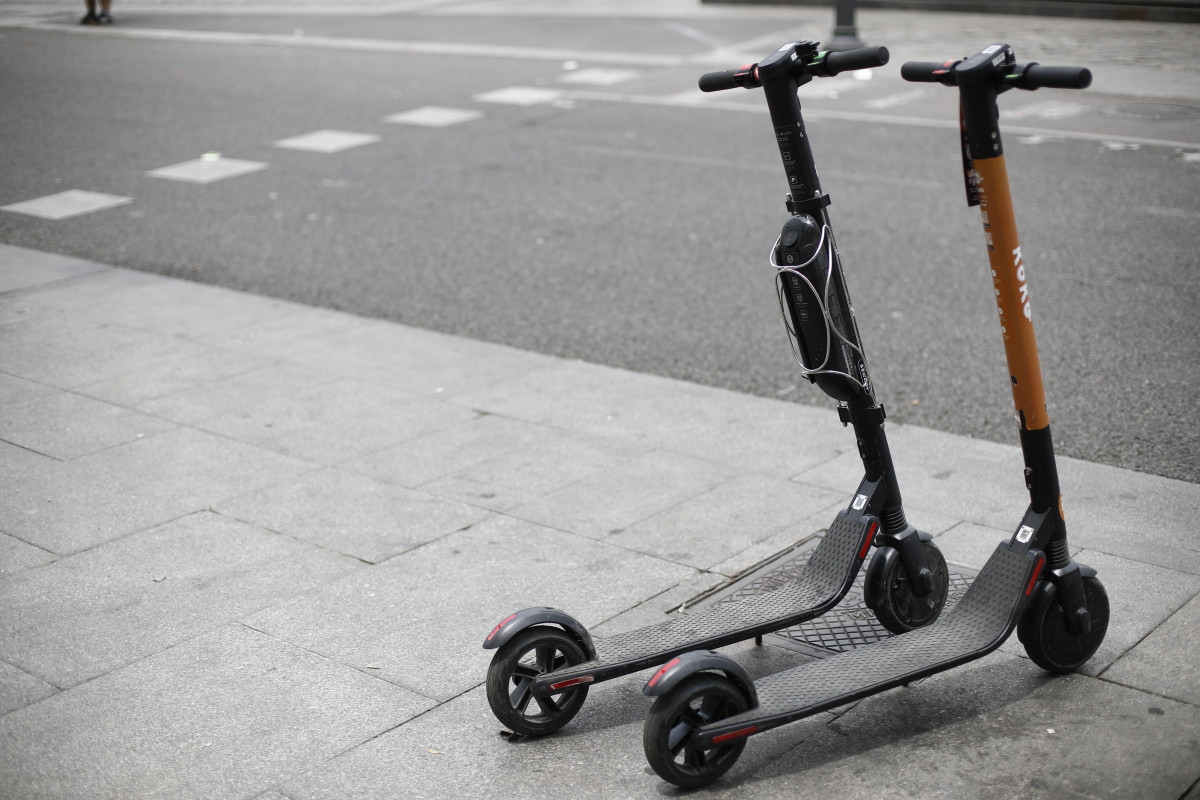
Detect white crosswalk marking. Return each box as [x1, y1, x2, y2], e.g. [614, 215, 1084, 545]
[383, 107, 484, 127]
[1, 190, 132, 220]
[147, 155, 267, 184]
[273, 130, 382, 153]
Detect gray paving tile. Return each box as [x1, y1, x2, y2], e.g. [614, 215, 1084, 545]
[0, 242, 109, 293]
[1102, 591, 1200, 706]
[74, 346, 273, 408]
[133, 362, 338, 426]
[997, 549, 1200, 676]
[343, 412, 590, 489]
[196, 304, 375, 361]
[0, 511, 362, 689]
[0, 427, 315, 554]
[412, 421, 647, 512]
[1058, 457, 1200, 574]
[792, 423, 1200, 576]
[452, 359, 847, 475]
[511, 449, 735, 540]
[0, 311, 208, 389]
[589, 570, 731, 638]
[0, 624, 432, 800]
[0, 659, 56, 716]
[281, 670, 826, 800]
[216, 468, 490, 563]
[293, 320, 560, 398]
[0, 372, 50, 404]
[933, 520, 1015, 570]
[608, 474, 845, 570]
[0, 533, 56, 578]
[718, 654, 1200, 800]
[71, 275, 298, 339]
[196, 378, 477, 464]
[705, 514, 834, 580]
[246, 515, 695, 702]
[0, 267, 159, 325]
[793, 423, 1030, 532]
[1, 265, 296, 339]
[2, 387, 176, 460]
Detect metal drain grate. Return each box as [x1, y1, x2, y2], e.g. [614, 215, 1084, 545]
[693, 534, 976, 659]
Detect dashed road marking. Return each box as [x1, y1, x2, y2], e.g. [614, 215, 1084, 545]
[558, 68, 639, 86]
[1, 190, 132, 220]
[865, 89, 926, 110]
[474, 86, 564, 106]
[383, 106, 484, 127]
[147, 155, 268, 184]
[1006, 101, 1086, 121]
[273, 129, 382, 153]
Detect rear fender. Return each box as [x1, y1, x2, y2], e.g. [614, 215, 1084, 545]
[643, 650, 759, 709]
[482, 606, 596, 660]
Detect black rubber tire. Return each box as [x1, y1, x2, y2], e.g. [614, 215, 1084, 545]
[1018, 575, 1110, 673]
[872, 540, 950, 634]
[485, 626, 589, 736]
[643, 674, 750, 789]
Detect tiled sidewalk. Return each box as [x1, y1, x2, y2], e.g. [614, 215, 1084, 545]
[1, 242, 1198, 798]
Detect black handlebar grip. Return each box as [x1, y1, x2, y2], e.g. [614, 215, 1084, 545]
[901, 60, 953, 83]
[1023, 64, 1092, 89]
[698, 68, 742, 92]
[823, 45, 889, 75]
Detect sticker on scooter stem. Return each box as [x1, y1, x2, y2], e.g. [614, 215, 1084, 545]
[1016, 525, 1035, 544]
[852, 494, 868, 511]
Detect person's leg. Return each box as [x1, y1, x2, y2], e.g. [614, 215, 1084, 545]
[97, 0, 112, 23]
[81, 0, 98, 23]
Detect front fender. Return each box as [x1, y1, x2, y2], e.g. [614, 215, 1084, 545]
[643, 650, 759, 708]
[482, 606, 597, 660]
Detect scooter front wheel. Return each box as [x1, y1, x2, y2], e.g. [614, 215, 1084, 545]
[485, 626, 589, 736]
[1018, 575, 1109, 673]
[869, 540, 949, 634]
[643, 674, 751, 788]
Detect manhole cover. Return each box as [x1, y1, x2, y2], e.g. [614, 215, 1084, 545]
[1100, 103, 1199, 121]
[690, 534, 976, 659]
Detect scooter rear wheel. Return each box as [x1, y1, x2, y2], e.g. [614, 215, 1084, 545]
[485, 626, 589, 736]
[1018, 575, 1109, 673]
[869, 540, 949, 634]
[643, 674, 750, 788]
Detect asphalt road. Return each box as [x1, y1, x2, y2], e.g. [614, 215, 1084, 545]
[1, 6, 1197, 484]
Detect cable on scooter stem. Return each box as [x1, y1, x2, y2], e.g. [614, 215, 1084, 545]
[698, 44, 889, 92]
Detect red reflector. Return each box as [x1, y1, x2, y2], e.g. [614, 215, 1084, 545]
[648, 657, 681, 689]
[858, 521, 877, 560]
[549, 675, 595, 692]
[712, 726, 758, 744]
[1025, 557, 1045, 597]
[487, 613, 517, 642]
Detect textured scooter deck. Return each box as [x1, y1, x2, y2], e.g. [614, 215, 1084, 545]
[537, 512, 872, 687]
[697, 543, 1035, 739]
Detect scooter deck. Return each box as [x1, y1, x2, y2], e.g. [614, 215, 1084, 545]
[533, 511, 875, 693]
[692, 542, 1039, 744]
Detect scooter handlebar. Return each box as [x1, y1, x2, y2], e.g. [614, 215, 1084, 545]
[1015, 64, 1092, 90]
[699, 43, 888, 91]
[698, 67, 744, 92]
[822, 45, 890, 75]
[901, 58, 1092, 91]
[899, 60, 957, 83]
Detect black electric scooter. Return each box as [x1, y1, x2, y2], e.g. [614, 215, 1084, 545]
[640, 43, 1110, 788]
[481, 42, 950, 738]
